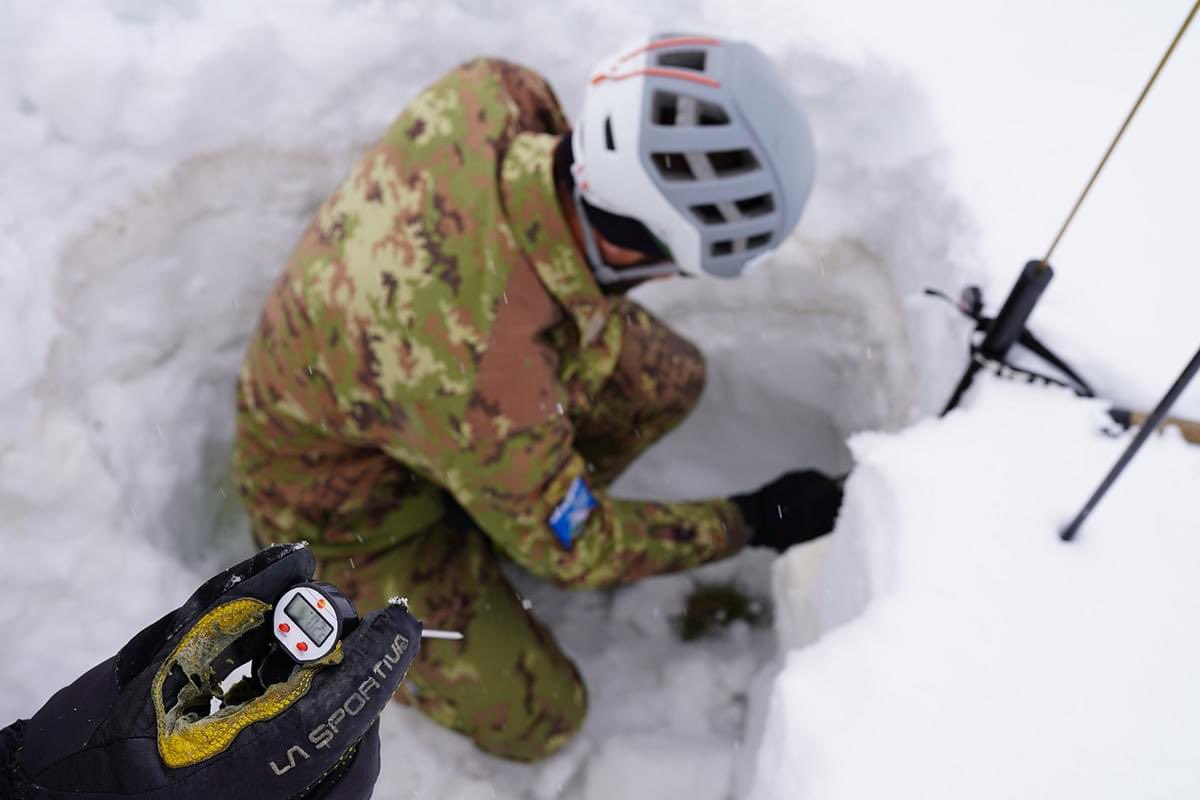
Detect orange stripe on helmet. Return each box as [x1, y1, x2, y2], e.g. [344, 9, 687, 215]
[590, 67, 721, 89]
[617, 36, 722, 64]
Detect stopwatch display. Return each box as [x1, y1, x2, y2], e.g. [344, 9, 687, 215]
[284, 593, 334, 645]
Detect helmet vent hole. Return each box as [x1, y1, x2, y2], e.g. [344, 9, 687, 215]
[653, 92, 729, 126]
[696, 101, 730, 126]
[735, 194, 775, 218]
[656, 50, 707, 72]
[651, 152, 695, 180]
[690, 204, 725, 225]
[707, 149, 759, 176]
[604, 116, 616, 151]
[653, 92, 678, 126]
[747, 232, 773, 249]
[712, 240, 734, 256]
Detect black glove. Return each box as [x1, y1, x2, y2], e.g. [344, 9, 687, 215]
[0, 544, 422, 800]
[732, 469, 844, 552]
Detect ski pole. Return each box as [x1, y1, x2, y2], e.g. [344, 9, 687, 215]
[1061, 343, 1200, 542]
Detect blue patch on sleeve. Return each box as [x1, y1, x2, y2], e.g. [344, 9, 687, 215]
[547, 476, 597, 550]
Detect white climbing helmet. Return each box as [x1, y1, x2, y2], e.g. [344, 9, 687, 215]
[571, 34, 816, 279]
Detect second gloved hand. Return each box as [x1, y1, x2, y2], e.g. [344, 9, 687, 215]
[732, 469, 844, 552]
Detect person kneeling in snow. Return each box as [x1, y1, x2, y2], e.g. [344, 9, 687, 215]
[232, 33, 842, 762]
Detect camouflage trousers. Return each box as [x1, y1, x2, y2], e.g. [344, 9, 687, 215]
[311, 298, 705, 762]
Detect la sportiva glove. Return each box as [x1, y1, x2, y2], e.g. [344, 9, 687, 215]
[0, 544, 421, 800]
[732, 469, 844, 553]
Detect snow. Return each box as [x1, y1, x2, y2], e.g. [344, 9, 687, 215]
[793, 0, 1200, 414]
[750, 379, 1200, 799]
[3, 0, 1199, 798]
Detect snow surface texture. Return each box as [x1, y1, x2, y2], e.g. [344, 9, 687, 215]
[751, 379, 1200, 799]
[4, 0, 1196, 798]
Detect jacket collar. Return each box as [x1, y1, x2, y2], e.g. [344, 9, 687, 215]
[500, 132, 611, 347]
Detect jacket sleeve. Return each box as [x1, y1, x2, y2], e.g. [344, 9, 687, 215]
[386, 417, 747, 590]
[378, 281, 749, 590]
[472, 448, 748, 590]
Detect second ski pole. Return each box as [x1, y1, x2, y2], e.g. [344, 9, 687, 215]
[1061, 342, 1200, 542]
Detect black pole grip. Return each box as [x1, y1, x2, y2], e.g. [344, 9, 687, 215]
[979, 260, 1054, 360]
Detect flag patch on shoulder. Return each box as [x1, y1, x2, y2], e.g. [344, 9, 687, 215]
[548, 476, 597, 550]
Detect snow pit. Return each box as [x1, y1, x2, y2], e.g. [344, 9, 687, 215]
[1, 4, 976, 799]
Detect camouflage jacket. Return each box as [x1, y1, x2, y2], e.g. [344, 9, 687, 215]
[233, 59, 747, 589]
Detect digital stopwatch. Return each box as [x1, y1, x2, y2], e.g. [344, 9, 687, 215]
[273, 581, 358, 664]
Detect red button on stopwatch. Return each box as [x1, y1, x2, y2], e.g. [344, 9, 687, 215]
[278, 623, 290, 633]
[296, 642, 308, 652]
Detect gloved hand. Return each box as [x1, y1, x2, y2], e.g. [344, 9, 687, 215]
[0, 544, 422, 800]
[732, 469, 844, 552]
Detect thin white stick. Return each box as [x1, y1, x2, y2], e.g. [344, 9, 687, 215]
[421, 629, 464, 640]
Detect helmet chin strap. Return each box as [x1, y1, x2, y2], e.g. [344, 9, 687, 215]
[573, 188, 680, 285]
